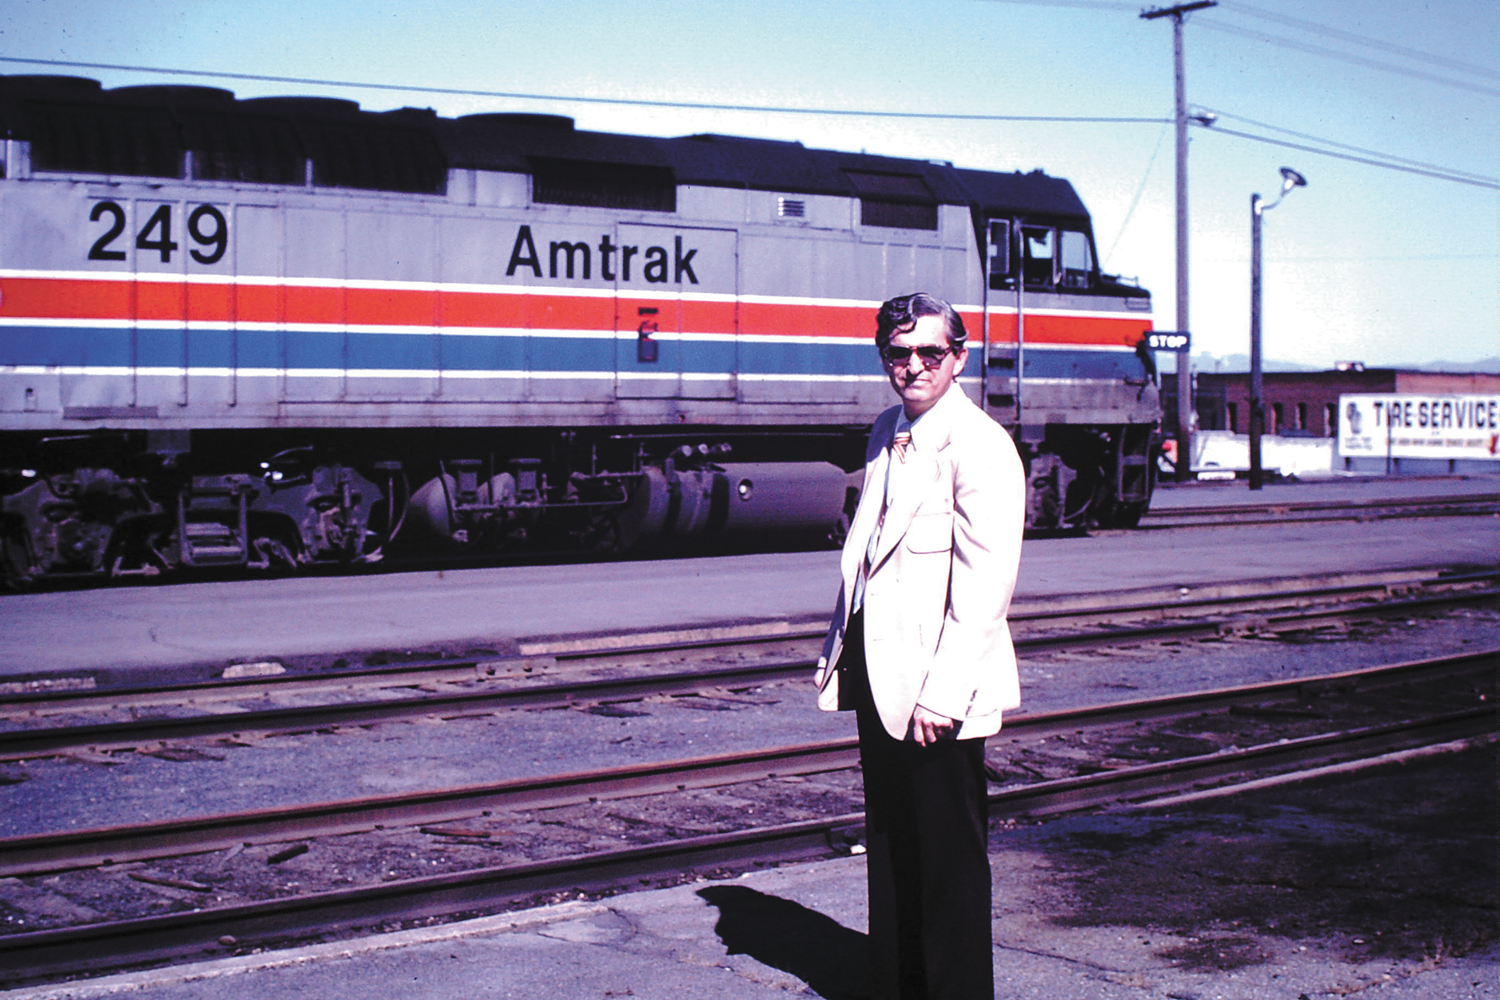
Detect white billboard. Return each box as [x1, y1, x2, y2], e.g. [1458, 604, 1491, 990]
[1338, 393, 1500, 460]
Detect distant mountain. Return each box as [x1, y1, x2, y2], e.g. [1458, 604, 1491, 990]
[1404, 357, 1500, 374]
[1190, 353, 1319, 374]
[1189, 353, 1500, 375]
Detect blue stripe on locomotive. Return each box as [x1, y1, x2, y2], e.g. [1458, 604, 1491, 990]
[1023, 349, 1150, 381]
[0, 326, 131, 368]
[5, 325, 1142, 383]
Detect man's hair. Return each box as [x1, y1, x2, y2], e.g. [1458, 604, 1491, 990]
[875, 292, 968, 352]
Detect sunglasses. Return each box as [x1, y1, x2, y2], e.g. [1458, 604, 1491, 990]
[881, 344, 956, 368]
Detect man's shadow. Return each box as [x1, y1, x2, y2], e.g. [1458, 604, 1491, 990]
[697, 885, 871, 1000]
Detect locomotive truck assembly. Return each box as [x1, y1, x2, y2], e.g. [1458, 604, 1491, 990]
[0, 75, 1159, 586]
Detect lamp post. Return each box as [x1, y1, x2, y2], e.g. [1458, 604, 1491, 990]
[1248, 166, 1307, 490]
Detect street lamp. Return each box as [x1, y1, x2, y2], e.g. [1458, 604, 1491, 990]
[1248, 167, 1307, 491]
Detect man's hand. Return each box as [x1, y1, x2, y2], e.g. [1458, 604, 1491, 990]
[912, 705, 957, 745]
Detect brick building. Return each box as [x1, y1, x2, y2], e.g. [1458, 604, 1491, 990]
[1162, 368, 1500, 438]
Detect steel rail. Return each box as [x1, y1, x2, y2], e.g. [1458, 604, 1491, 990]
[0, 661, 824, 756]
[6, 568, 1494, 713]
[1137, 492, 1500, 528]
[509, 568, 1498, 653]
[0, 740, 864, 878]
[1, 648, 1492, 880]
[989, 647, 1497, 749]
[0, 816, 850, 984]
[1004, 567, 1500, 625]
[1017, 585, 1500, 651]
[1148, 491, 1500, 517]
[1, 587, 1495, 758]
[0, 701, 1492, 985]
[991, 707, 1496, 815]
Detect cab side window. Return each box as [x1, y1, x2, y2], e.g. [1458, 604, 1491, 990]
[987, 220, 1011, 290]
[1060, 230, 1094, 290]
[1022, 226, 1055, 289]
[988, 222, 1097, 293]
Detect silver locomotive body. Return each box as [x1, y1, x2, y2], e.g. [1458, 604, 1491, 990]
[0, 77, 1157, 584]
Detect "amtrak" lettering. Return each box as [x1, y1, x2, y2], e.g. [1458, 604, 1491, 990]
[506, 226, 698, 284]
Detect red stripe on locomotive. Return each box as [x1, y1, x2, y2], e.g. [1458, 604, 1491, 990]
[1, 276, 1149, 347]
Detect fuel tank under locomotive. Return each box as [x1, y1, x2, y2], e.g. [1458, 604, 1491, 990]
[406, 456, 854, 554]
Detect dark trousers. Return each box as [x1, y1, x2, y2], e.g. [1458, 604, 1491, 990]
[842, 611, 994, 1000]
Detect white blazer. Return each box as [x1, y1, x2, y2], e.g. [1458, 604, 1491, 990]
[815, 385, 1026, 740]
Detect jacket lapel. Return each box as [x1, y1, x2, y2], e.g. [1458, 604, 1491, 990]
[842, 444, 890, 587]
[869, 447, 935, 571]
[868, 395, 958, 572]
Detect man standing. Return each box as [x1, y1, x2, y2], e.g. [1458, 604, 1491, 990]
[815, 292, 1026, 999]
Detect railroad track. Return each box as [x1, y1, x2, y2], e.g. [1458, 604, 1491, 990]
[1136, 490, 1500, 529]
[0, 648, 1493, 986]
[2, 570, 1495, 758]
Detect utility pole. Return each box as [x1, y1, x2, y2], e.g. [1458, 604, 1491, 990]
[1142, 1, 1215, 482]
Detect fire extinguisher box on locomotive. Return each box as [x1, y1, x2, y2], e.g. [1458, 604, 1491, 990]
[0, 75, 1158, 585]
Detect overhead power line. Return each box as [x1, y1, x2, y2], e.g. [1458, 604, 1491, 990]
[1103, 122, 1171, 269]
[984, 1, 1498, 94]
[978, 0, 1138, 9]
[1199, 108, 1499, 185]
[1199, 124, 1500, 189]
[0, 55, 1488, 190]
[0, 56, 1167, 124]
[1195, 21, 1500, 97]
[1219, 1, 1499, 80]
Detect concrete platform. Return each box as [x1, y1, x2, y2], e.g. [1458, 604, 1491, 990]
[11, 864, 1497, 1000]
[1, 476, 1496, 684]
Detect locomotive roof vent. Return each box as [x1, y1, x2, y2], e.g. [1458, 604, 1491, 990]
[0, 75, 104, 98]
[844, 171, 932, 199]
[21, 98, 184, 179]
[460, 113, 575, 131]
[682, 133, 804, 148]
[110, 85, 235, 107]
[240, 96, 361, 117]
[381, 106, 439, 123]
[845, 170, 938, 231]
[530, 156, 675, 213]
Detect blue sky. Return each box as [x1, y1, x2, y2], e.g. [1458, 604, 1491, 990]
[2, 0, 1495, 369]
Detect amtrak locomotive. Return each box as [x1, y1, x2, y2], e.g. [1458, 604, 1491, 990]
[0, 75, 1159, 586]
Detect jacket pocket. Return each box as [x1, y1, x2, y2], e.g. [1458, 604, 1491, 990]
[905, 512, 953, 553]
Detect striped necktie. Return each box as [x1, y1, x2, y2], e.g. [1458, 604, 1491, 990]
[892, 428, 912, 463]
[852, 425, 912, 612]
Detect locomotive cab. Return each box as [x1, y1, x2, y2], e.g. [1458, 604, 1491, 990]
[973, 200, 1158, 531]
